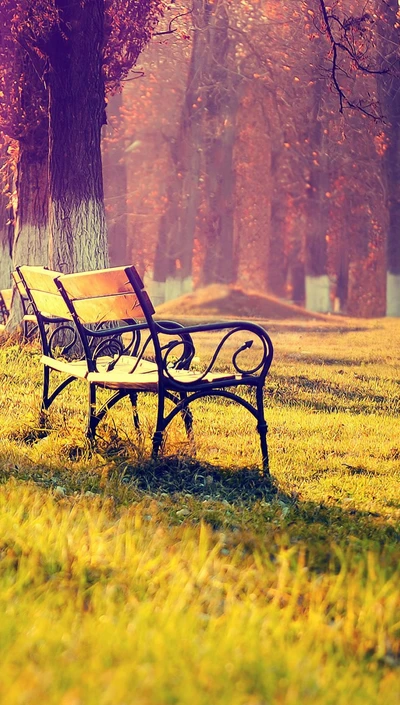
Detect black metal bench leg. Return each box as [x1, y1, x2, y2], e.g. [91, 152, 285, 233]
[256, 387, 269, 475]
[39, 366, 50, 427]
[152, 392, 166, 459]
[86, 383, 97, 441]
[152, 431, 164, 459]
[129, 392, 141, 432]
[257, 421, 269, 474]
[180, 393, 195, 453]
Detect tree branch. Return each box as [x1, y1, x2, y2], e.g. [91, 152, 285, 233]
[317, 0, 386, 118]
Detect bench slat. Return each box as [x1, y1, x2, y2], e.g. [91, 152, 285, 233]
[72, 292, 146, 323]
[59, 266, 144, 300]
[25, 289, 72, 319]
[18, 267, 62, 295]
[1, 289, 12, 311]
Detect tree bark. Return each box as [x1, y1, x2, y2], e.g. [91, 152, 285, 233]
[376, 0, 400, 314]
[304, 73, 331, 312]
[102, 90, 128, 266]
[152, 0, 206, 299]
[47, 0, 109, 273]
[0, 167, 13, 288]
[201, 5, 241, 286]
[268, 147, 288, 298]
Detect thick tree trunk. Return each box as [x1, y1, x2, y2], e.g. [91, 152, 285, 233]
[152, 0, 207, 302]
[376, 0, 400, 315]
[12, 135, 48, 270]
[6, 131, 49, 330]
[201, 6, 240, 287]
[201, 111, 238, 285]
[47, 0, 109, 273]
[0, 181, 13, 289]
[102, 91, 128, 266]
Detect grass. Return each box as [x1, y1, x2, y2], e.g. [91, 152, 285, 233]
[0, 317, 399, 704]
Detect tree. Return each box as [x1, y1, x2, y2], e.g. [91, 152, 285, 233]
[0, 142, 13, 288]
[0, 0, 161, 277]
[375, 0, 400, 316]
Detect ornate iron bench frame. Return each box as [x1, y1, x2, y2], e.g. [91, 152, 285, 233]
[18, 265, 274, 473]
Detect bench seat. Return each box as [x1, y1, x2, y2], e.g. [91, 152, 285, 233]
[40, 354, 158, 380]
[86, 368, 240, 391]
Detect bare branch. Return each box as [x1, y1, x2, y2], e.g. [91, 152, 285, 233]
[317, 0, 386, 118]
[153, 10, 192, 37]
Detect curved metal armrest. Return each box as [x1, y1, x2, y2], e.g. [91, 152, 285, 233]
[156, 320, 273, 380]
[79, 318, 195, 373]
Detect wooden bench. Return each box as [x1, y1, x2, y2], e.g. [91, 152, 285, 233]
[0, 277, 40, 338]
[19, 265, 274, 472]
[17, 265, 187, 435]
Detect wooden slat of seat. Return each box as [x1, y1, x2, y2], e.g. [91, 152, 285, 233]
[39, 354, 156, 380]
[59, 266, 144, 299]
[41, 356, 89, 379]
[86, 368, 240, 391]
[87, 370, 159, 391]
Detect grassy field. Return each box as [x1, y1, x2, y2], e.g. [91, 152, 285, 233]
[0, 317, 399, 704]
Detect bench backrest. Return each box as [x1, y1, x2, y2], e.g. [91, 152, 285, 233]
[17, 266, 71, 320]
[57, 266, 154, 324]
[1, 288, 12, 311]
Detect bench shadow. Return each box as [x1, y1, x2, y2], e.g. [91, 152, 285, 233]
[0, 445, 398, 564]
[120, 455, 278, 504]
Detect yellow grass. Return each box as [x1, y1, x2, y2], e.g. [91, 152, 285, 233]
[0, 317, 399, 704]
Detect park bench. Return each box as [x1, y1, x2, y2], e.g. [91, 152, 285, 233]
[0, 276, 39, 338]
[17, 265, 189, 435]
[18, 265, 274, 472]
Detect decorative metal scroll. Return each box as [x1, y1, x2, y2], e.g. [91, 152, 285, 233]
[48, 323, 79, 358]
[161, 327, 269, 383]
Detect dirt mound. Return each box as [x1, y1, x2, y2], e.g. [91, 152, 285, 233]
[156, 284, 330, 321]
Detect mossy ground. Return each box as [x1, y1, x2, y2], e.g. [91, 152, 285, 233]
[0, 317, 399, 704]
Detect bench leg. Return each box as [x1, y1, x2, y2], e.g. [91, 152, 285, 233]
[39, 366, 51, 426]
[152, 431, 164, 459]
[86, 384, 97, 440]
[129, 392, 141, 432]
[256, 387, 269, 475]
[152, 391, 166, 459]
[179, 393, 195, 453]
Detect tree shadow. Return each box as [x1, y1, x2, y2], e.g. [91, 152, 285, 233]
[269, 373, 399, 416]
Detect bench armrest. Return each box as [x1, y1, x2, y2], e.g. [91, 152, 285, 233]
[156, 320, 273, 381]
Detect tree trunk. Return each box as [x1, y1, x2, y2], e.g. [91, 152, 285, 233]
[201, 5, 240, 286]
[0, 170, 13, 289]
[102, 90, 128, 266]
[268, 148, 288, 298]
[152, 0, 217, 302]
[47, 0, 109, 273]
[202, 111, 238, 285]
[376, 0, 400, 315]
[304, 76, 331, 312]
[6, 130, 50, 330]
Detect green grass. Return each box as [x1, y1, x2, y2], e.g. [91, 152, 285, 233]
[0, 318, 399, 704]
